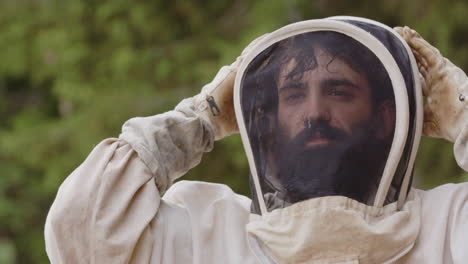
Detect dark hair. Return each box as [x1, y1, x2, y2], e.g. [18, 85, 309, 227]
[242, 31, 394, 118]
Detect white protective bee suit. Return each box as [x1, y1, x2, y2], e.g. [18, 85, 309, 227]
[45, 17, 468, 264]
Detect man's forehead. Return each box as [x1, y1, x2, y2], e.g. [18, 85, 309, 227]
[277, 48, 368, 88]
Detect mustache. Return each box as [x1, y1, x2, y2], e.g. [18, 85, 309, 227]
[290, 120, 348, 148]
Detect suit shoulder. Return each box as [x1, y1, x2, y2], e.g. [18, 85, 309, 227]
[421, 182, 468, 200]
[163, 180, 252, 212]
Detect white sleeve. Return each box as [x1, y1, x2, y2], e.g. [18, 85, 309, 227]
[454, 123, 468, 172]
[412, 184, 468, 263]
[45, 99, 215, 263]
[448, 83, 468, 264]
[119, 98, 215, 192]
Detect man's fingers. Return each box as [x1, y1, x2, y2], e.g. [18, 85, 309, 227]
[422, 105, 440, 137]
[411, 39, 443, 70]
[395, 26, 442, 69]
[419, 71, 429, 96]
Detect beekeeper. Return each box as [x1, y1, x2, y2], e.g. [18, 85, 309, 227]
[45, 17, 468, 264]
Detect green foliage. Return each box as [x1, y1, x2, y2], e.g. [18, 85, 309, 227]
[0, 0, 467, 262]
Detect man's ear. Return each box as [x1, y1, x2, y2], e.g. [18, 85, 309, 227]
[375, 100, 396, 140]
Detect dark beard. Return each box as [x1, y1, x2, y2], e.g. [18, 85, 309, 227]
[273, 120, 389, 204]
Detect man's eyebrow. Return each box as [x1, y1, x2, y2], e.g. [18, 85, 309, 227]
[279, 81, 307, 93]
[321, 78, 359, 89]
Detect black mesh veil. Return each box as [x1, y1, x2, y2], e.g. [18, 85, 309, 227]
[239, 22, 418, 214]
[338, 19, 417, 206]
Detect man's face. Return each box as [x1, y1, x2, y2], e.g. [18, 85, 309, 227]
[272, 48, 386, 203]
[277, 48, 373, 147]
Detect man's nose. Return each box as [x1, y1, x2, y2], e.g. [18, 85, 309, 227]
[304, 95, 330, 122]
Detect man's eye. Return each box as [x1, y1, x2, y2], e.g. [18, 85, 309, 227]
[285, 93, 305, 103]
[328, 88, 352, 98]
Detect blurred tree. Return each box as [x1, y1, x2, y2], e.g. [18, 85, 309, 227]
[0, 0, 466, 262]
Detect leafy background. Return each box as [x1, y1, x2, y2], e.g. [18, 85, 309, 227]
[0, 0, 467, 263]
